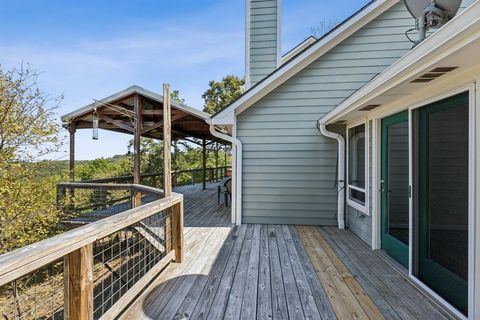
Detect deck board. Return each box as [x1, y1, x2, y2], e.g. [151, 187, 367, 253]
[120, 183, 459, 320]
[321, 226, 457, 320]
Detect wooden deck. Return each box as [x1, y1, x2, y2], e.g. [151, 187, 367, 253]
[120, 183, 457, 320]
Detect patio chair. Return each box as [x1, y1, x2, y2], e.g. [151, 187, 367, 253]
[218, 177, 232, 207]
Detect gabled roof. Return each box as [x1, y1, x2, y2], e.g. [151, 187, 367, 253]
[61, 85, 220, 141]
[280, 36, 317, 65]
[61, 85, 210, 123]
[211, 0, 400, 125]
[320, 0, 480, 124]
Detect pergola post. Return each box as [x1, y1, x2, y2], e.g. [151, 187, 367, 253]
[133, 94, 142, 184]
[163, 84, 174, 255]
[69, 123, 76, 182]
[202, 139, 207, 190]
[224, 145, 228, 177]
[163, 84, 172, 196]
[215, 142, 219, 181]
[133, 94, 142, 206]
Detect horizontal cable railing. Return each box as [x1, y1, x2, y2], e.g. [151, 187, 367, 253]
[56, 183, 163, 224]
[78, 166, 230, 188]
[0, 188, 184, 320]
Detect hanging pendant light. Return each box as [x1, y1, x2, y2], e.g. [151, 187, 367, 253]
[92, 106, 99, 140]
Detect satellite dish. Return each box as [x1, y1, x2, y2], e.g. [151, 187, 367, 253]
[405, 0, 432, 18]
[405, 0, 461, 20]
[405, 0, 462, 45]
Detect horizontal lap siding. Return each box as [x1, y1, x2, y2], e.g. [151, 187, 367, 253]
[249, 0, 279, 85]
[238, 1, 413, 226]
[346, 0, 474, 243]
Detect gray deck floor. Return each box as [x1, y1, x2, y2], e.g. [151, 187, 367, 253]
[120, 183, 458, 320]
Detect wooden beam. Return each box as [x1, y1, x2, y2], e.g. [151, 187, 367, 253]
[64, 244, 93, 320]
[133, 94, 142, 190]
[141, 120, 163, 135]
[69, 123, 76, 182]
[141, 109, 183, 116]
[163, 84, 174, 257]
[98, 101, 135, 118]
[163, 84, 172, 196]
[97, 114, 134, 133]
[172, 201, 184, 262]
[202, 138, 207, 190]
[141, 109, 162, 115]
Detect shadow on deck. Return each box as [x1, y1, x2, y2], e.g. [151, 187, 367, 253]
[119, 185, 457, 320]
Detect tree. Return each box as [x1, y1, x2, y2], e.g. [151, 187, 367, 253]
[0, 64, 63, 253]
[310, 19, 338, 38]
[171, 90, 185, 104]
[202, 75, 244, 115]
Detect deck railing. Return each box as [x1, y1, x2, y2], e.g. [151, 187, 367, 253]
[0, 187, 184, 320]
[78, 166, 230, 188]
[56, 182, 162, 220]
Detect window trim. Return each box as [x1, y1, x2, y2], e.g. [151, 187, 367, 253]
[346, 119, 369, 214]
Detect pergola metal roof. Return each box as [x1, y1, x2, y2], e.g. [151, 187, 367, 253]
[61, 85, 220, 142]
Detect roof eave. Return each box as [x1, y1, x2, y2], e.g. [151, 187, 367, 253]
[61, 85, 210, 124]
[211, 0, 399, 121]
[321, 0, 480, 125]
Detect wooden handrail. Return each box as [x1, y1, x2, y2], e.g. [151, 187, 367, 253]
[0, 192, 183, 286]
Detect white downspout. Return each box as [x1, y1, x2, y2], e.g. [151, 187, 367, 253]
[206, 118, 242, 226]
[317, 120, 345, 229]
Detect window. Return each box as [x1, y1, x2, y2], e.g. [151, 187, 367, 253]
[347, 123, 367, 212]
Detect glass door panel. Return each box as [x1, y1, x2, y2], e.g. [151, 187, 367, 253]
[381, 111, 409, 268]
[417, 92, 469, 316]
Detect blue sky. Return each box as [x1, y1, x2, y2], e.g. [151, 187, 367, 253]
[0, 0, 367, 160]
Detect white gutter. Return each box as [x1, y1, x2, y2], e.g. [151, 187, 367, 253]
[317, 120, 345, 229]
[206, 118, 242, 226]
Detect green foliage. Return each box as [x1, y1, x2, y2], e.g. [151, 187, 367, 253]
[0, 64, 62, 161]
[0, 163, 62, 254]
[76, 156, 133, 180]
[0, 64, 63, 253]
[171, 90, 185, 104]
[202, 75, 245, 115]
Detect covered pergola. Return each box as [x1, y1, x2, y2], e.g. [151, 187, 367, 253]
[61, 85, 228, 191]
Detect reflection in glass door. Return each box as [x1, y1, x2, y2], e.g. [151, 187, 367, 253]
[416, 92, 469, 316]
[381, 111, 409, 268]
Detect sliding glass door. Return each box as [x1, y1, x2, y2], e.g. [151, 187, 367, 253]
[415, 92, 469, 315]
[381, 111, 409, 268]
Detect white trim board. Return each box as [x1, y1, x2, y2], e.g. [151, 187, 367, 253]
[322, 0, 480, 125]
[346, 120, 370, 215]
[211, 0, 400, 125]
[367, 83, 476, 319]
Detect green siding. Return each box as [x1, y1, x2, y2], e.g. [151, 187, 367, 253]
[347, 0, 474, 244]
[239, 0, 474, 231]
[248, 0, 279, 85]
[239, 1, 414, 226]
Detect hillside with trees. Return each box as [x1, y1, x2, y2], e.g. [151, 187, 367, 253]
[0, 65, 242, 254]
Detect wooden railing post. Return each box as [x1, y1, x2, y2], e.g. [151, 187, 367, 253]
[131, 188, 141, 208]
[64, 244, 93, 320]
[172, 201, 184, 263]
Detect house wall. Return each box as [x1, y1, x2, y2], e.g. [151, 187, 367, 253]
[347, 0, 474, 245]
[348, 121, 373, 245]
[237, 1, 415, 226]
[247, 0, 280, 87]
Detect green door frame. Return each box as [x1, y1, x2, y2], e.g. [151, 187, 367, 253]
[380, 111, 409, 268]
[417, 92, 469, 315]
